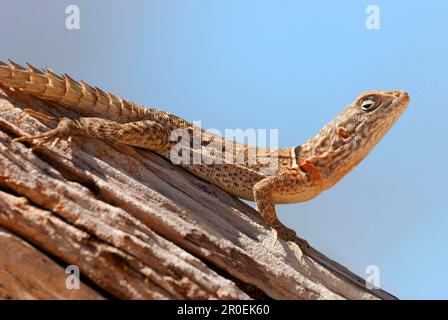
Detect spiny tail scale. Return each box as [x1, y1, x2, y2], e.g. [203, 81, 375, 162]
[0, 60, 148, 123]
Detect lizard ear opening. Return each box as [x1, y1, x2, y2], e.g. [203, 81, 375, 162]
[337, 127, 350, 140]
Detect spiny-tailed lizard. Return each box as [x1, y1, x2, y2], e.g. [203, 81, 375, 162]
[0, 60, 410, 245]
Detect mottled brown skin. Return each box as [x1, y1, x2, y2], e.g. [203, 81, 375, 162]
[0, 61, 410, 241]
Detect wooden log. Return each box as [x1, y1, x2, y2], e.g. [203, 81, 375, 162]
[0, 88, 396, 300]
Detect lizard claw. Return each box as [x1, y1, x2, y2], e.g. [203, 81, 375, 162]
[12, 129, 63, 147]
[268, 225, 304, 261]
[49, 137, 61, 149]
[12, 135, 44, 144]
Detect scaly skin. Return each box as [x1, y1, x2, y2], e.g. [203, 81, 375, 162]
[0, 61, 410, 241]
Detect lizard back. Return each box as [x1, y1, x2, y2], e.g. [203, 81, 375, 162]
[0, 60, 293, 181]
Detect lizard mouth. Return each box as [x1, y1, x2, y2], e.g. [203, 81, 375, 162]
[398, 91, 410, 103]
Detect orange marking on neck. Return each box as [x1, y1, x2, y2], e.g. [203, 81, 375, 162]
[299, 160, 323, 182]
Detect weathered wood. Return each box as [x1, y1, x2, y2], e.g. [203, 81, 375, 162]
[0, 88, 397, 300]
[0, 227, 103, 300]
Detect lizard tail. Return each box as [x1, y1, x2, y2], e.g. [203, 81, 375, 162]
[0, 60, 146, 123]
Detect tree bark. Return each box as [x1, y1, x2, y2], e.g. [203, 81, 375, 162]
[0, 88, 397, 300]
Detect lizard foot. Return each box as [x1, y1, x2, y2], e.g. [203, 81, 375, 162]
[270, 219, 297, 242]
[13, 128, 62, 145]
[13, 108, 67, 146]
[267, 220, 304, 260]
[13, 117, 75, 148]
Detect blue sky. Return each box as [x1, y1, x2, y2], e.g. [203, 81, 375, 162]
[1, 0, 447, 299]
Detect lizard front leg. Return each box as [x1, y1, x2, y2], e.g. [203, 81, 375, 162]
[253, 161, 324, 242]
[14, 112, 170, 152]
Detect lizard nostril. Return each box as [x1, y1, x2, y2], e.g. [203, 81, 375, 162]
[387, 90, 401, 97]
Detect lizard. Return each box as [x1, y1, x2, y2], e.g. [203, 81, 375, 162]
[0, 60, 410, 243]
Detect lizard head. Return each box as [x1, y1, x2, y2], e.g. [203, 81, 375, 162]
[303, 90, 410, 187]
[335, 90, 410, 149]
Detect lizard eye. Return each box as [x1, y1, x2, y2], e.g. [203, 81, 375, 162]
[360, 96, 380, 112]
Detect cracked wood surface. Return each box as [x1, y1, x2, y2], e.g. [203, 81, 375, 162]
[0, 89, 397, 300]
